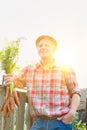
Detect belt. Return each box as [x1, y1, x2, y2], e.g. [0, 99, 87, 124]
[37, 115, 63, 120]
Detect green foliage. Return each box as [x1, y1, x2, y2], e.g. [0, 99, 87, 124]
[0, 39, 20, 73]
[73, 117, 86, 130]
[0, 39, 20, 94]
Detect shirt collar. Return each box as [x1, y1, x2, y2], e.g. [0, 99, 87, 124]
[36, 59, 57, 70]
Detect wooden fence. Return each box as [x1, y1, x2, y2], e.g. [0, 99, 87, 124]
[0, 86, 87, 130]
[0, 86, 33, 130]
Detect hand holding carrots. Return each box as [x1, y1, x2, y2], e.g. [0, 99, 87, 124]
[0, 39, 21, 119]
[3, 74, 15, 87]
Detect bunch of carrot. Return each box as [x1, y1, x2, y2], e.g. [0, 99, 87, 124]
[1, 86, 20, 118]
[0, 38, 21, 118]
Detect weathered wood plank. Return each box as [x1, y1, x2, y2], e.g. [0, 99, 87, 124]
[2, 112, 14, 130]
[25, 104, 34, 130]
[0, 87, 5, 130]
[15, 91, 26, 130]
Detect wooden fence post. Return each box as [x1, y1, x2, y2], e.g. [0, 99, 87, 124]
[15, 91, 26, 130]
[86, 98, 87, 130]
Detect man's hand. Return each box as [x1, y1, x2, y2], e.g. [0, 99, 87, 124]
[57, 110, 76, 124]
[3, 74, 24, 88]
[3, 74, 15, 86]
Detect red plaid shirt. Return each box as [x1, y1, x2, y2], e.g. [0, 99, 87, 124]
[20, 62, 80, 117]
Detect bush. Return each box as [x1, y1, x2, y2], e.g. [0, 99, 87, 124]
[73, 118, 86, 130]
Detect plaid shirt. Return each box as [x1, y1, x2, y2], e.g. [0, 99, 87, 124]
[20, 62, 80, 117]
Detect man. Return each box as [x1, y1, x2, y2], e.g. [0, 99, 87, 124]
[4, 35, 81, 130]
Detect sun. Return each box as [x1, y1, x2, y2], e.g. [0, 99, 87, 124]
[54, 45, 74, 67]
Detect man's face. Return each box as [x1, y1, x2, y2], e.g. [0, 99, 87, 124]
[37, 39, 55, 59]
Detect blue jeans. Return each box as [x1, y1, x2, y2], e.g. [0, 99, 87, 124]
[30, 118, 72, 130]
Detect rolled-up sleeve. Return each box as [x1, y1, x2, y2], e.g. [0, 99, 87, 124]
[64, 67, 81, 97]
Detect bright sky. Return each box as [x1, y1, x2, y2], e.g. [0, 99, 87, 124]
[0, 0, 87, 88]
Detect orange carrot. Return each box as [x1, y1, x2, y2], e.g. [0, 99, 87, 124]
[1, 98, 10, 118]
[7, 98, 10, 117]
[5, 86, 10, 100]
[9, 95, 15, 112]
[3, 104, 8, 119]
[12, 89, 20, 106]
